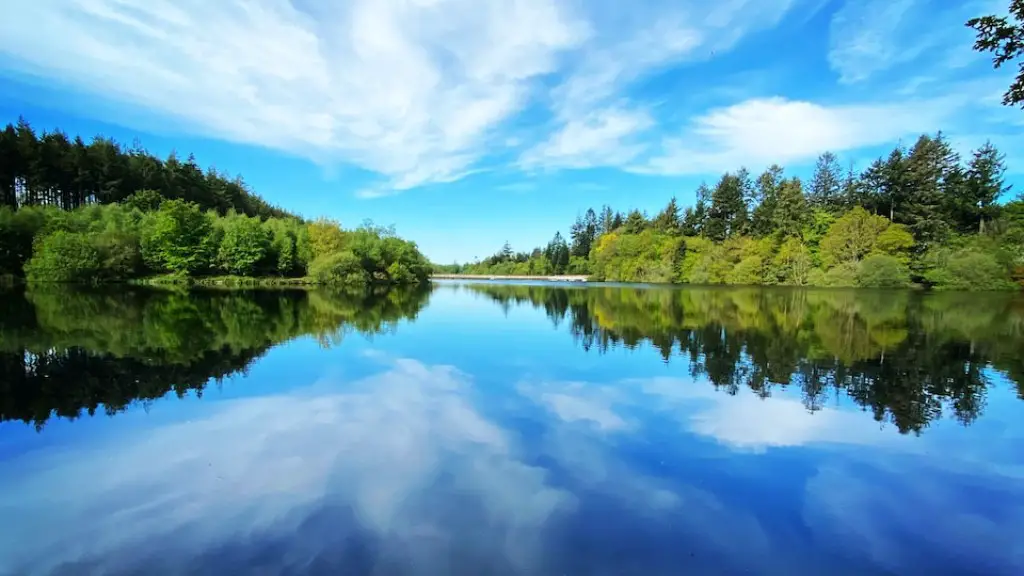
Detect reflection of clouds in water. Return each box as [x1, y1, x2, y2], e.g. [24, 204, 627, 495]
[2, 359, 1020, 574]
[520, 380, 630, 432]
[528, 375, 906, 452]
[803, 461, 1024, 575]
[0, 358, 571, 575]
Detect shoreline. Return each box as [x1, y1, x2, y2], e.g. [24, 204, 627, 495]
[431, 274, 591, 282]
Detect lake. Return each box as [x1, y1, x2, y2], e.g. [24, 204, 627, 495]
[1, 281, 1022, 575]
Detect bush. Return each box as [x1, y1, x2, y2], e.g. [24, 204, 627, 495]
[821, 262, 859, 287]
[925, 249, 1016, 290]
[95, 230, 142, 280]
[310, 251, 369, 286]
[25, 231, 102, 282]
[857, 254, 910, 288]
[727, 256, 764, 285]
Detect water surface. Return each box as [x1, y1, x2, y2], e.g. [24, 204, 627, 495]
[1, 281, 1022, 575]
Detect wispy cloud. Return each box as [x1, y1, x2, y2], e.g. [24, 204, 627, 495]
[0, 0, 587, 191]
[828, 0, 992, 84]
[0, 0, 1013, 194]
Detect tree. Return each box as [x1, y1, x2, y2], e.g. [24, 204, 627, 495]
[954, 142, 1011, 233]
[772, 177, 808, 237]
[750, 165, 783, 237]
[571, 208, 599, 256]
[218, 215, 272, 276]
[809, 152, 845, 212]
[902, 133, 956, 246]
[819, 207, 892, 268]
[653, 197, 681, 234]
[705, 172, 748, 241]
[544, 232, 570, 273]
[682, 183, 710, 236]
[307, 218, 346, 259]
[140, 200, 216, 274]
[967, 1, 1024, 107]
[623, 209, 648, 234]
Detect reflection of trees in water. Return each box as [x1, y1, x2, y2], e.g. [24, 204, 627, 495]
[0, 285, 429, 430]
[465, 284, 1024, 434]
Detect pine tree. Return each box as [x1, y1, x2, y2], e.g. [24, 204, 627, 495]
[961, 142, 1010, 233]
[750, 165, 783, 237]
[903, 133, 955, 245]
[809, 152, 844, 213]
[705, 172, 748, 241]
[772, 177, 808, 237]
[653, 197, 681, 234]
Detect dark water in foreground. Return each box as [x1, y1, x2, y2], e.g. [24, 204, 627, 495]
[1, 281, 1023, 575]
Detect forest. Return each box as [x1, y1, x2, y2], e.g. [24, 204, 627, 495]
[447, 134, 1024, 291]
[0, 119, 431, 287]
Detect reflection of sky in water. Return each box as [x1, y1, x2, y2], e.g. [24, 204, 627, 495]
[1, 288, 1023, 575]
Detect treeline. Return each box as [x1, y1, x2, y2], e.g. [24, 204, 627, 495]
[0, 119, 431, 286]
[453, 134, 1024, 290]
[0, 284, 430, 429]
[461, 283, 1024, 434]
[0, 118, 290, 218]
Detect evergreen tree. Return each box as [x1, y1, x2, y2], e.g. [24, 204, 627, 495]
[571, 208, 599, 257]
[955, 142, 1011, 233]
[705, 172, 748, 241]
[623, 209, 648, 234]
[903, 133, 955, 246]
[653, 197, 681, 234]
[809, 151, 844, 213]
[544, 232, 570, 273]
[750, 165, 783, 237]
[773, 177, 808, 237]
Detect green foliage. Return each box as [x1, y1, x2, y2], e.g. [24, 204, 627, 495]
[820, 207, 892, 268]
[310, 251, 369, 286]
[590, 230, 681, 283]
[924, 247, 1017, 290]
[217, 215, 271, 276]
[967, 1, 1024, 107]
[857, 254, 911, 288]
[0, 118, 293, 218]
[24, 231, 101, 282]
[308, 218, 347, 260]
[454, 130, 1019, 292]
[141, 200, 217, 275]
[873, 224, 915, 262]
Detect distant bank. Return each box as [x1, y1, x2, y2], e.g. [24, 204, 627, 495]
[432, 274, 590, 282]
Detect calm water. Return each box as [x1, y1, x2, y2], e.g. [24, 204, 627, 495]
[1, 281, 1023, 575]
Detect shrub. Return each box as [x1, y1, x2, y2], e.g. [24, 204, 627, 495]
[925, 249, 1016, 291]
[25, 231, 101, 282]
[857, 254, 910, 288]
[310, 251, 369, 286]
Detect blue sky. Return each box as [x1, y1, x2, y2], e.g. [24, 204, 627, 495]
[0, 0, 1021, 263]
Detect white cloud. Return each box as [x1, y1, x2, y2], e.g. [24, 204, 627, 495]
[519, 0, 804, 170]
[634, 96, 960, 175]
[0, 358, 572, 574]
[518, 106, 654, 169]
[0, 0, 587, 191]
